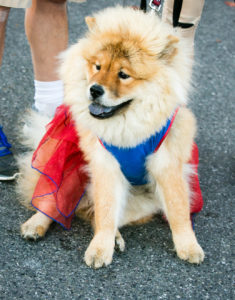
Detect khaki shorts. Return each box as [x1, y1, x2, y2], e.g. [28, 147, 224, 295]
[0, 0, 86, 8]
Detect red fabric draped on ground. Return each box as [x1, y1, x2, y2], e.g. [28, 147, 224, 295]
[31, 104, 203, 229]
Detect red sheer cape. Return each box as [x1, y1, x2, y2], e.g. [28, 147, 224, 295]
[31, 104, 203, 229]
[31, 105, 88, 229]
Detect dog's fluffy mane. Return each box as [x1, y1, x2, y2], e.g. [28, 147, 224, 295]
[59, 6, 193, 147]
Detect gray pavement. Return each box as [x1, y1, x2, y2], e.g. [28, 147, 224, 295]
[0, 0, 234, 299]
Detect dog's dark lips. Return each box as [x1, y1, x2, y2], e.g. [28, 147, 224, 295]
[89, 99, 133, 119]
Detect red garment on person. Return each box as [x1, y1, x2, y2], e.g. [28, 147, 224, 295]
[31, 104, 203, 229]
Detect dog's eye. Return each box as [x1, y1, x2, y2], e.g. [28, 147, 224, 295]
[118, 71, 130, 80]
[95, 64, 101, 71]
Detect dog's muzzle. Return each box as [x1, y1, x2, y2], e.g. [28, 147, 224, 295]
[88, 84, 132, 119]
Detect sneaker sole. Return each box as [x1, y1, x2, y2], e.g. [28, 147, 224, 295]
[0, 172, 20, 181]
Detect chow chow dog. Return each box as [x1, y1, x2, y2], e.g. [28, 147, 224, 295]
[18, 6, 204, 268]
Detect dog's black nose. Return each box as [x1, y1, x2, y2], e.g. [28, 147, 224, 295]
[90, 84, 104, 100]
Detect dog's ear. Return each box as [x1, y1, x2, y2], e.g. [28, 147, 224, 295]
[158, 35, 179, 62]
[85, 16, 96, 31]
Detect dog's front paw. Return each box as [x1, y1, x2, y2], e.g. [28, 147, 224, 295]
[20, 212, 51, 240]
[21, 222, 46, 240]
[84, 233, 115, 268]
[174, 234, 204, 264]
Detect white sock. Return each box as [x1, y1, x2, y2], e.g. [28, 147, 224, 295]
[34, 80, 64, 117]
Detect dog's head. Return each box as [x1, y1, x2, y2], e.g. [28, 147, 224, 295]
[59, 7, 192, 145]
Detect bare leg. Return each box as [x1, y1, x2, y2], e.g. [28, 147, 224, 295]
[25, 0, 68, 81]
[0, 6, 10, 66]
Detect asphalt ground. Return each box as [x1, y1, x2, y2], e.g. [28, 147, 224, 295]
[0, 0, 234, 299]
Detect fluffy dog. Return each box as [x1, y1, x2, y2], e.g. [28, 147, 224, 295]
[18, 6, 204, 268]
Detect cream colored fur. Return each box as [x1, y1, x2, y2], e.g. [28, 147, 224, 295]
[18, 7, 204, 268]
[16, 111, 50, 208]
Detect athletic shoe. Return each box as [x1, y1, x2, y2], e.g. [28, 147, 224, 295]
[0, 126, 19, 180]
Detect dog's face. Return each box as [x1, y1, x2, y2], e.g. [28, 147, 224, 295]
[60, 7, 192, 145]
[86, 49, 136, 119]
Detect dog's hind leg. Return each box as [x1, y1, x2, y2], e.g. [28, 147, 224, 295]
[115, 230, 125, 252]
[21, 211, 52, 240]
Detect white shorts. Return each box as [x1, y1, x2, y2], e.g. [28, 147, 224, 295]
[0, 0, 86, 8]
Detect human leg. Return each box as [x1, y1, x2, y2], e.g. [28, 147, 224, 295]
[25, 0, 68, 117]
[0, 6, 10, 65]
[0, 0, 32, 65]
[0, 1, 31, 180]
[0, 7, 17, 180]
[162, 0, 205, 49]
[25, 0, 68, 82]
